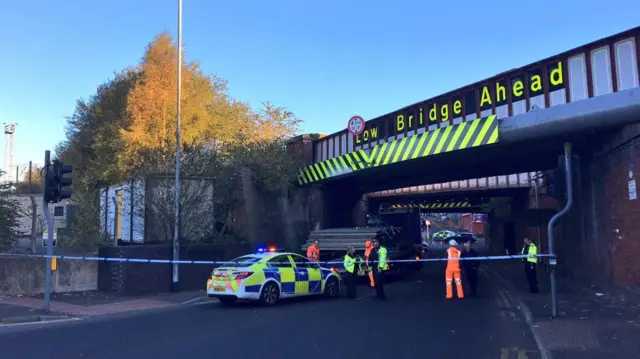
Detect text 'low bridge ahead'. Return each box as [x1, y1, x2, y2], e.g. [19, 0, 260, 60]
[297, 115, 499, 185]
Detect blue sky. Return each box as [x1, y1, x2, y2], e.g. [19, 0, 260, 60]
[1, 0, 638, 169]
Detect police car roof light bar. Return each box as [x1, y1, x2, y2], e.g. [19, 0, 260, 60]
[257, 247, 284, 253]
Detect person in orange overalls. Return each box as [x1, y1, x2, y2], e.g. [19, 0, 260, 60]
[307, 240, 320, 262]
[364, 240, 375, 287]
[445, 239, 464, 299]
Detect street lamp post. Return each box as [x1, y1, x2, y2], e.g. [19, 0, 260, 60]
[172, 0, 183, 292]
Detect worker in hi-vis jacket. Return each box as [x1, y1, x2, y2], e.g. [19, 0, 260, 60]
[445, 239, 464, 299]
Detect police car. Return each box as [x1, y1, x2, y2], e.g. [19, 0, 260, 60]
[206, 247, 342, 306]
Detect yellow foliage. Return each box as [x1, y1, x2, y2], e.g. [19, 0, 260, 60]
[120, 33, 250, 167]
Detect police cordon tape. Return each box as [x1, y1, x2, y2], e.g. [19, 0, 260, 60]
[0, 252, 554, 266]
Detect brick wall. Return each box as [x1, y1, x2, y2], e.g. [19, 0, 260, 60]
[553, 124, 640, 289]
[583, 125, 640, 288]
[231, 166, 264, 244]
[97, 243, 250, 294]
[226, 135, 320, 251]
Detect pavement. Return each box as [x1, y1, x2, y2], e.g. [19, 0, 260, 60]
[0, 290, 209, 323]
[0, 258, 542, 359]
[483, 260, 640, 359]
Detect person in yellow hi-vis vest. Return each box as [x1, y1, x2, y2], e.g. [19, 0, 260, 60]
[343, 245, 362, 299]
[371, 238, 388, 301]
[521, 238, 539, 293]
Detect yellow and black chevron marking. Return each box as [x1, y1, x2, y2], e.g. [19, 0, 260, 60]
[297, 115, 499, 185]
[388, 201, 474, 210]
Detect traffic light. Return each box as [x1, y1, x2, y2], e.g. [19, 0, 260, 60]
[54, 160, 73, 202]
[43, 160, 72, 203]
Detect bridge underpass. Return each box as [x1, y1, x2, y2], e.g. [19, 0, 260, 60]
[368, 187, 537, 251]
[286, 27, 640, 289]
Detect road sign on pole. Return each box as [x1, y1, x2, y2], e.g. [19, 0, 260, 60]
[347, 116, 365, 136]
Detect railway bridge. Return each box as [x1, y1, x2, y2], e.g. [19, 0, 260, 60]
[287, 27, 640, 288]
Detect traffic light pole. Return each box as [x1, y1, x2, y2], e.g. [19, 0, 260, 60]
[43, 151, 55, 313]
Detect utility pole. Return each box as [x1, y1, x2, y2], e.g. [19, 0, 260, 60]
[172, 0, 183, 292]
[42, 151, 54, 313]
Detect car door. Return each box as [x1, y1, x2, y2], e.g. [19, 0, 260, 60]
[268, 255, 296, 296]
[291, 255, 322, 295]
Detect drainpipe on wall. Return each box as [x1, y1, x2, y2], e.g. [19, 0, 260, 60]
[547, 142, 574, 318]
[533, 175, 541, 248]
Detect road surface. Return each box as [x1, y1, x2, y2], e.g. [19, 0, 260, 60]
[0, 261, 541, 359]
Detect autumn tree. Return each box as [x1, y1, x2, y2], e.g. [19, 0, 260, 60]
[54, 32, 304, 249]
[245, 102, 302, 141]
[121, 33, 251, 171]
[223, 104, 302, 192]
[0, 171, 23, 250]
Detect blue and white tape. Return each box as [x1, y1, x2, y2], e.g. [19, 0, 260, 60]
[0, 252, 554, 266]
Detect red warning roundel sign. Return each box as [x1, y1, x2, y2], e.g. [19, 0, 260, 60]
[347, 116, 365, 135]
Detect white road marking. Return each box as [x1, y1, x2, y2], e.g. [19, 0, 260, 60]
[192, 298, 219, 306]
[181, 296, 208, 305]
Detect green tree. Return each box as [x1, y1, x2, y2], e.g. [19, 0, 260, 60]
[54, 70, 138, 251]
[0, 171, 23, 250]
[57, 69, 138, 186]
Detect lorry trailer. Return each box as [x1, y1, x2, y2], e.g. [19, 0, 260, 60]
[301, 213, 424, 278]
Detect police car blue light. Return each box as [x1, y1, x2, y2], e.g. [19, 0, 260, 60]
[256, 246, 283, 254]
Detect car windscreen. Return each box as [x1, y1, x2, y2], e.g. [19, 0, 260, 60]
[217, 256, 261, 268]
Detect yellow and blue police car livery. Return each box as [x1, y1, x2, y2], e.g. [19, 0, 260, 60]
[206, 248, 342, 305]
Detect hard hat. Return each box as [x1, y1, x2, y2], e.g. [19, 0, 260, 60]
[449, 239, 458, 246]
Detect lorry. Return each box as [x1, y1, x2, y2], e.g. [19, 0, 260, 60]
[461, 213, 486, 236]
[301, 212, 424, 279]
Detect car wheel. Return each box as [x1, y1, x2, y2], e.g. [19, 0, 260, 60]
[259, 282, 280, 306]
[324, 277, 340, 298]
[218, 297, 237, 306]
